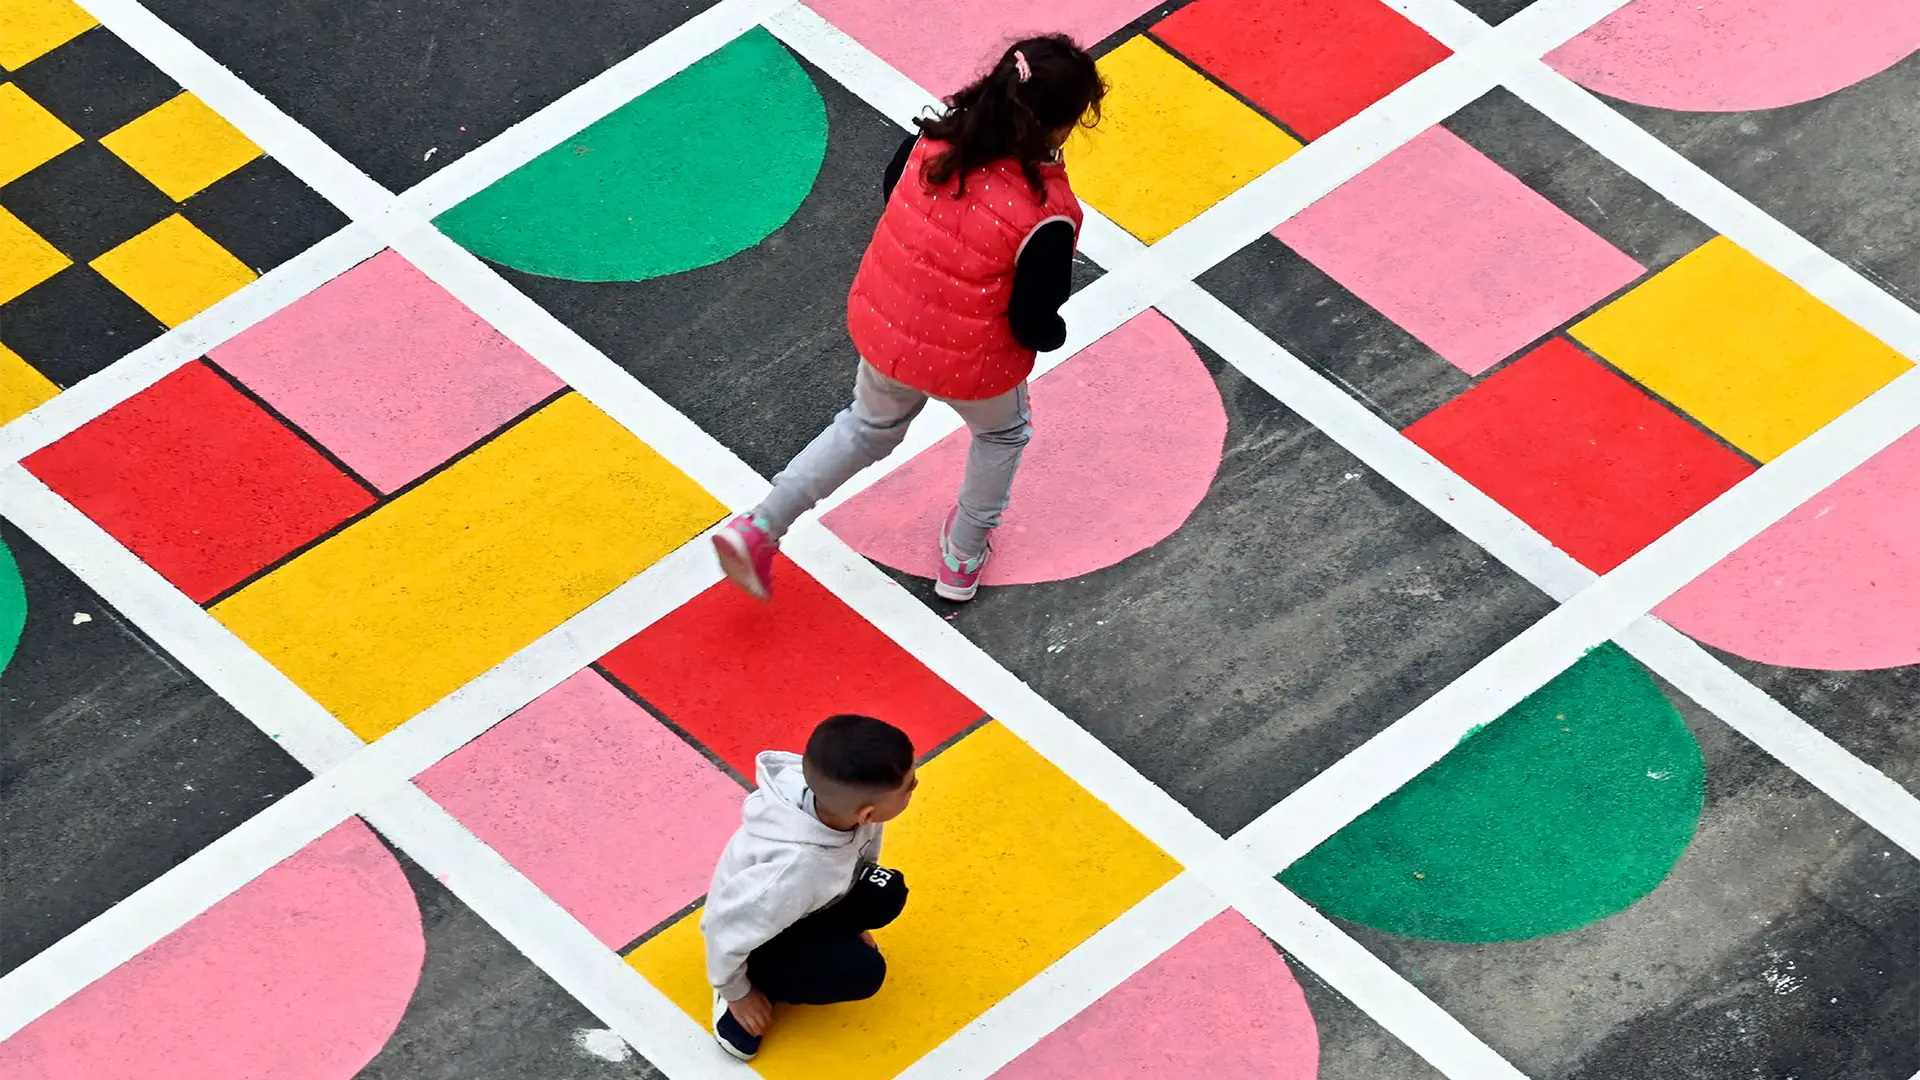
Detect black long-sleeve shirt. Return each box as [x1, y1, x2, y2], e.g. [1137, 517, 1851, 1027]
[880, 134, 1075, 353]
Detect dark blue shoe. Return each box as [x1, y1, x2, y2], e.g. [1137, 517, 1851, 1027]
[712, 993, 761, 1061]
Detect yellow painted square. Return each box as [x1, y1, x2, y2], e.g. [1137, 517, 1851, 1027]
[101, 91, 262, 200]
[1571, 236, 1913, 462]
[89, 213, 257, 327]
[0, 0, 97, 69]
[213, 393, 725, 741]
[0, 81, 81, 185]
[628, 720, 1180, 1080]
[1064, 36, 1301, 243]
[0, 341, 58, 423]
[0, 204, 69, 304]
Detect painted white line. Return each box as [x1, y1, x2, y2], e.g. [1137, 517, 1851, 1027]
[1130, 51, 1504, 297]
[402, 0, 799, 218]
[1158, 284, 1593, 600]
[73, 0, 393, 221]
[783, 526, 1227, 857]
[782, 525, 1529, 1079]
[1226, 590, 1586, 862]
[1, 2, 1252, 1073]
[361, 784, 738, 1080]
[0, 523, 727, 1022]
[350, 537, 723, 786]
[1506, 63, 1920, 360]
[1235, 880, 1527, 1079]
[1086, 0, 1635, 330]
[0, 2, 1633, 1076]
[1167, 286, 1920, 867]
[764, 4, 938, 128]
[1620, 618, 1920, 855]
[29, 2, 1909, 1077]
[1389, 0, 1920, 366]
[16, 0, 804, 475]
[0, 224, 383, 465]
[0, 467, 364, 769]
[1148, 0, 1920, 865]
[1155, 286, 1920, 863]
[391, 228, 767, 509]
[767, 0, 1623, 529]
[1383, 0, 1490, 48]
[0, 779, 358, 1043]
[898, 874, 1221, 1080]
[1517, 367, 1920, 672]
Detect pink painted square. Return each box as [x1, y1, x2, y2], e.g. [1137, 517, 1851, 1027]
[1273, 126, 1643, 375]
[208, 249, 564, 493]
[992, 912, 1318, 1078]
[417, 670, 745, 949]
[806, 0, 1163, 95]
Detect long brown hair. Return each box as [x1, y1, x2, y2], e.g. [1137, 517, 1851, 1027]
[915, 35, 1106, 199]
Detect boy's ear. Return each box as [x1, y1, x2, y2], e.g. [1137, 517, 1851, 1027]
[853, 804, 879, 825]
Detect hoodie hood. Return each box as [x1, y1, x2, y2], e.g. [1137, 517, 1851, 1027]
[700, 750, 886, 1000]
[742, 751, 860, 849]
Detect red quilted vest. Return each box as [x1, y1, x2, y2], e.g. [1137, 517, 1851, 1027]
[847, 137, 1082, 401]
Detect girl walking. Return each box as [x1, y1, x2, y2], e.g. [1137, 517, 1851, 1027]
[714, 35, 1106, 602]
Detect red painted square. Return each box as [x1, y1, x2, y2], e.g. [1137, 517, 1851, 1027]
[1406, 338, 1756, 573]
[1154, 0, 1451, 140]
[600, 556, 983, 777]
[24, 361, 376, 602]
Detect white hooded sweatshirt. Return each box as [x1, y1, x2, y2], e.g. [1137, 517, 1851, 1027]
[702, 750, 883, 1001]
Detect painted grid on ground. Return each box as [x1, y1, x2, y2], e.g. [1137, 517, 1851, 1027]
[0, 0, 1916, 1077]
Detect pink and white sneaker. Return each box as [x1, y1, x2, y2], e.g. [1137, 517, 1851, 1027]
[713, 514, 777, 601]
[935, 509, 992, 602]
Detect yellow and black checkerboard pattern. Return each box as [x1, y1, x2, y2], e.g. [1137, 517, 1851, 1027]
[1, 0, 283, 423]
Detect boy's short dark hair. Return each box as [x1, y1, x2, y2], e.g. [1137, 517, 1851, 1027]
[802, 715, 913, 811]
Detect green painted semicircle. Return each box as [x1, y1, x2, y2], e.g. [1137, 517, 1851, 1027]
[436, 28, 828, 283]
[1281, 644, 1705, 943]
[0, 534, 25, 676]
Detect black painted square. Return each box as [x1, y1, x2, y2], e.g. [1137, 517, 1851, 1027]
[0, 264, 167, 388]
[2, 141, 175, 262]
[181, 156, 349, 274]
[141, 0, 724, 192]
[7, 25, 181, 140]
[1454, 0, 1540, 24]
[0, 520, 311, 975]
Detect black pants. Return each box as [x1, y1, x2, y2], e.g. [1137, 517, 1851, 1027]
[747, 865, 907, 1006]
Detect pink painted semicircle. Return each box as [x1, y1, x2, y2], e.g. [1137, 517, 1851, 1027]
[992, 911, 1318, 1079]
[0, 819, 424, 1080]
[1546, 0, 1920, 112]
[1656, 427, 1920, 671]
[825, 310, 1227, 588]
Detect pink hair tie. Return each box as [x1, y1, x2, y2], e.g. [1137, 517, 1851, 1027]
[1013, 50, 1031, 82]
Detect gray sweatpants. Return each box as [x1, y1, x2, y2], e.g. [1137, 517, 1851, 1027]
[753, 361, 1032, 559]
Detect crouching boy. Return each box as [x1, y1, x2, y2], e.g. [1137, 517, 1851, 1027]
[703, 714, 918, 1059]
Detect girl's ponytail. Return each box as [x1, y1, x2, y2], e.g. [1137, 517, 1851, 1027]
[915, 35, 1106, 199]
